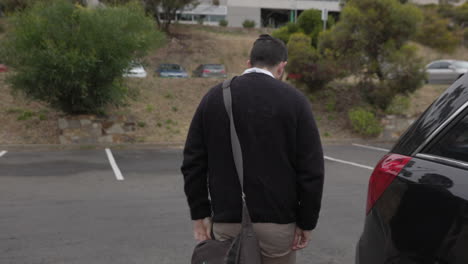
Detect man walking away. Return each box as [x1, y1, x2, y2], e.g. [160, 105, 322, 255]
[181, 34, 324, 264]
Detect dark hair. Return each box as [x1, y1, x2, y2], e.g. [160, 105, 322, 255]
[249, 34, 288, 68]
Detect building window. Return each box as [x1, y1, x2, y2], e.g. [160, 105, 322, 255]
[207, 15, 226, 22]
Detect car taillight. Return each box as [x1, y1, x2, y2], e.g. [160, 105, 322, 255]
[221, 70, 226, 74]
[203, 69, 211, 73]
[366, 154, 412, 215]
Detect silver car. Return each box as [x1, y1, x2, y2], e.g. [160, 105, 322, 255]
[426, 60, 468, 84]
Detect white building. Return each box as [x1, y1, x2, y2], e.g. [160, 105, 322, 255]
[176, 0, 340, 28]
[177, 3, 228, 25]
[227, 0, 341, 28]
[410, 0, 467, 5]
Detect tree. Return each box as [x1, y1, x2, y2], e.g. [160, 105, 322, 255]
[287, 33, 342, 91]
[142, 0, 198, 33]
[0, 0, 89, 12]
[453, 3, 468, 27]
[297, 9, 335, 47]
[319, 0, 425, 110]
[271, 9, 334, 45]
[1, 0, 165, 114]
[415, 9, 460, 53]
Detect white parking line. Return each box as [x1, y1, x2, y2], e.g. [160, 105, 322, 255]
[324, 156, 374, 171]
[352, 143, 389, 152]
[105, 148, 124, 181]
[0, 151, 7, 157]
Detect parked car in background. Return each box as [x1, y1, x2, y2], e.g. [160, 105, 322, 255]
[356, 74, 468, 263]
[123, 62, 147, 78]
[157, 64, 188, 78]
[0, 64, 8, 73]
[192, 64, 227, 78]
[426, 60, 468, 84]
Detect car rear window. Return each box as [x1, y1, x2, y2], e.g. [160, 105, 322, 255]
[205, 64, 224, 69]
[161, 64, 181, 70]
[454, 61, 468, 68]
[423, 113, 468, 163]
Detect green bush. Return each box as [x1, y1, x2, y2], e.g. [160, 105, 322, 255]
[242, 19, 256, 28]
[1, 0, 164, 114]
[271, 22, 300, 44]
[386, 94, 410, 115]
[219, 19, 228, 27]
[272, 26, 290, 43]
[348, 107, 382, 137]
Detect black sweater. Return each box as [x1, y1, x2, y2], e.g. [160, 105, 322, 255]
[181, 73, 324, 230]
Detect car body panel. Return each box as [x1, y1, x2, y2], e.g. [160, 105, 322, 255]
[123, 65, 147, 78]
[357, 157, 468, 263]
[192, 64, 227, 78]
[357, 73, 468, 264]
[157, 64, 188, 78]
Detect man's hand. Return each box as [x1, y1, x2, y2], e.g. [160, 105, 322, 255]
[193, 217, 212, 242]
[292, 227, 311, 251]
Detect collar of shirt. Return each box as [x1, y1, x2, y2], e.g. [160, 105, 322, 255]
[242, 67, 275, 79]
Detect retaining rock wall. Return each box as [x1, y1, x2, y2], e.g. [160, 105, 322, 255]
[58, 115, 136, 144]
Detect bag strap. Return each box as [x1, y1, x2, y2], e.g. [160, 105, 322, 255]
[222, 78, 253, 226]
[222, 78, 245, 197]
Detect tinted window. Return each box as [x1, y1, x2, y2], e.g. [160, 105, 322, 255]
[205, 64, 224, 69]
[424, 114, 468, 163]
[428, 62, 441, 69]
[439, 62, 451, 69]
[161, 64, 181, 70]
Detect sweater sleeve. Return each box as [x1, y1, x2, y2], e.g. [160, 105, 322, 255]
[181, 96, 211, 220]
[295, 96, 325, 230]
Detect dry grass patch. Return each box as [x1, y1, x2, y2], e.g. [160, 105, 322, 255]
[121, 76, 220, 143]
[0, 74, 61, 144]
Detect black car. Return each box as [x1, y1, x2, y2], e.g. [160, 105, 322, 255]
[356, 74, 468, 263]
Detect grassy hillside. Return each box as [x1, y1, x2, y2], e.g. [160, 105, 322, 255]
[0, 23, 466, 144]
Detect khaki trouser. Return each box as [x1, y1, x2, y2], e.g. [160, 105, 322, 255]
[213, 223, 297, 264]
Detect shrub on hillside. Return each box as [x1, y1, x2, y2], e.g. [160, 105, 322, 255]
[219, 19, 228, 27]
[386, 94, 410, 115]
[1, 0, 164, 114]
[348, 107, 382, 137]
[242, 20, 255, 28]
[272, 10, 334, 46]
[271, 22, 300, 44]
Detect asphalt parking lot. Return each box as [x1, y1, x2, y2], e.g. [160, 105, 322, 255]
[0, 143, 392, 264]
